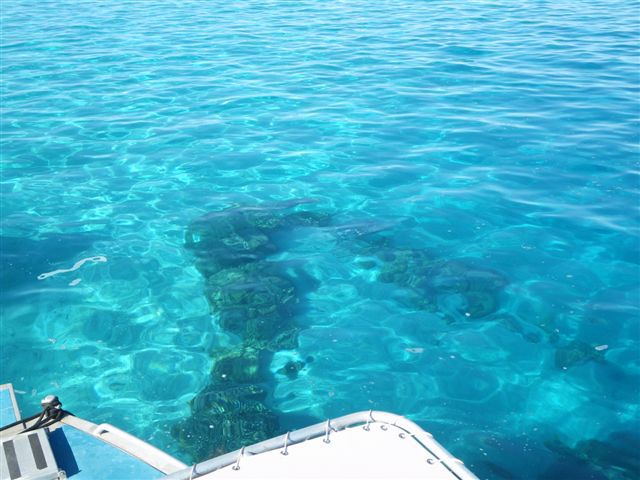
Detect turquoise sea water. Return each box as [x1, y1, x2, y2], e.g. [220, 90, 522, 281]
[1, 0, 639, 478]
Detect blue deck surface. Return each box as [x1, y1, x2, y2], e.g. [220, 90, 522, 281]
[0, 386, 18, 428]
[48, 425, 163, 479]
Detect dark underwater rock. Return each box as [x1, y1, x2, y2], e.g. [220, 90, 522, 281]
[378, 251, 508, 294]
[434, 260, 508, 293]
[392, 288, 439, 312]
[355, 259, 377, 270]
[329, 220, 395, 244]
[277, 360, 307, 380]
[172, 382, 279, 460]
[280, 211, 331, 228]
[173, 387, 278, 461]
[211, 346, 268, 384]
[577, 432, 640, 479]
[377, 249, 434, 286]
[497, 314, 542, 343]
[206, 264, 298, 341]
[175, 201, 330, 461]
[461, 290, 500, 318]
[268, 327, 301, 351]
[377, 249, 507, 319]
[186, 202, 331, 278]
[207, 264, 297, 316]
[555, 341, 606, 370]
[190, 383, 269, 413]
[544, 431, 640, 480]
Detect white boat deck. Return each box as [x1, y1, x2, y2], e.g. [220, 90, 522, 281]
[204, 421, 470, 479]
[2, 384, 477, 480]
[167, 411, 478, 480]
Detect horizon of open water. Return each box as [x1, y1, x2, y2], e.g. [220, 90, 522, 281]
[1, 1, 639, 478]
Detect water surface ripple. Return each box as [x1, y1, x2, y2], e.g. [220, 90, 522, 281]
[1, 1, 639, 479]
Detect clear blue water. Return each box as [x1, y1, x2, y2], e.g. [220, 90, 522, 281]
[1, 0, 639, 478]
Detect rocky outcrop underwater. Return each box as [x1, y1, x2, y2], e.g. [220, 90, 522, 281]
[171, 201, 329, 459]
[544, 431, 640, 480]
[375, 248, 508, 320]
[173, 200, 601, 462]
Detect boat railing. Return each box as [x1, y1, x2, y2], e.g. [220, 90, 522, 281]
[164, 410, 476, 480]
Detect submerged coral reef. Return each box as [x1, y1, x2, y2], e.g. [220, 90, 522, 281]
[544, 431, 640, 479]
[173, 203, 516, 461]
[172, 203, 626, 480]
[377, 248, 508, 320]
[554, 340, 606, 370]
[173, 202, 329, 460]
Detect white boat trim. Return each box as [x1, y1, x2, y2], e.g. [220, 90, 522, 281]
[1, 386, 478, 480]
[165, 410, 478, 480]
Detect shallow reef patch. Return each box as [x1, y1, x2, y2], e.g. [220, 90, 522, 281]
[377, 248, 508, 321]
[173, 204, 515, 461]
[173, 201, 330, 460]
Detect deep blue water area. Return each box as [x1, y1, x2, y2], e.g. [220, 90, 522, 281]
[1, 1, 639, 478]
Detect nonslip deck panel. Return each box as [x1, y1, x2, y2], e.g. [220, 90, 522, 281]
[48, 425, 162, 479]
[0, 429, 60, 480]
[3, 439, 21, 479]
